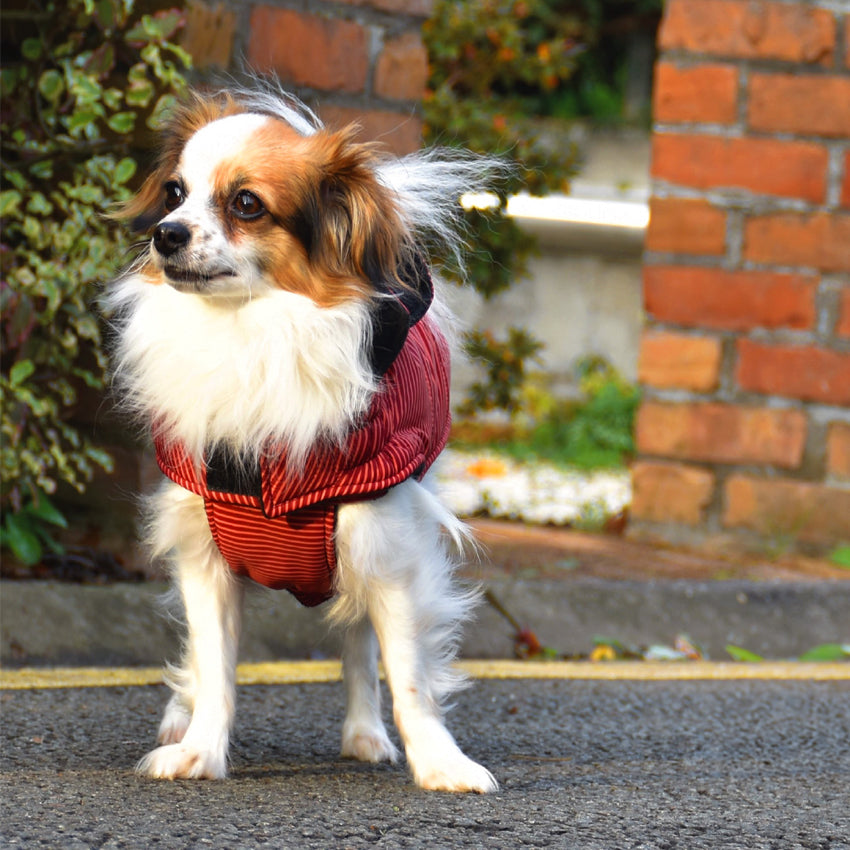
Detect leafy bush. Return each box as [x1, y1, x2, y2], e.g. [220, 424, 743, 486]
[455, 356, 640, 470]
[0, 0, 191, 564]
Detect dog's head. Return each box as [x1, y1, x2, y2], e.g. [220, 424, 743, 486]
[119, 91, 412, 308]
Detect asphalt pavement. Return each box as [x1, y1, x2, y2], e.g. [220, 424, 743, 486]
[2, 675, 849, 848]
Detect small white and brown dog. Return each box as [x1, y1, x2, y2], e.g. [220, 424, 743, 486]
[107, 83, 500, 792]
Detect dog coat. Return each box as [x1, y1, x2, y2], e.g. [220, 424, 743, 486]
[154, 259, 451, 606]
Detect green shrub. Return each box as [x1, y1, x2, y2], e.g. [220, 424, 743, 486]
[0, 0, 191, 564]
[456, 356, 641, 470]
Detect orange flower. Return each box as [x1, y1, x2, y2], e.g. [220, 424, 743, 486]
[465, 457, 508, 478]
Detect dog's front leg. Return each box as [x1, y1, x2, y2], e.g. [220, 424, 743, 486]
[138, 530, 243, 780]
[367, 584, 497, 793]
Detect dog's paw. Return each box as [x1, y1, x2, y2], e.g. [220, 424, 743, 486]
[137, 744, 227, 780]
[341, 723, 399, 764]
[411, 752, 498, 794]
[157, 707, 191, 746]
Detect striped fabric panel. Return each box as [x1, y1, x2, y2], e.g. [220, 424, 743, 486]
[205, 499, 336, 607]
[261, 317, 450, 517]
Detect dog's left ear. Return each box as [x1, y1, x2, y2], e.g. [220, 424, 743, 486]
[294, 128, 434, 375]
[294, 128, 402, 288]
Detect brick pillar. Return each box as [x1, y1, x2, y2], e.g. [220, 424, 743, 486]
[632, 0, 850, 553]
[183, 0, 431, 156]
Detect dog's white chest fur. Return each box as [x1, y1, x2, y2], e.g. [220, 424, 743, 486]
[109, 277, 375, 463]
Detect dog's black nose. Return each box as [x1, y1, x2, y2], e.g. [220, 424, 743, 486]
[153, 221, 190, 257]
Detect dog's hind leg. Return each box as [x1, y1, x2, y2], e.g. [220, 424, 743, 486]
[333, 482, 497, 793]
[340, 616, 399, 763]
[137, 485, 244, 780]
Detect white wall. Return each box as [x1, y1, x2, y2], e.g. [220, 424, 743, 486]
[448, 129, 651, 402]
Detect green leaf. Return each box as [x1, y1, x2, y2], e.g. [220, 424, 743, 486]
[106, 111, 136, 134]
[38, 69, 65, 103]
[828, 545, 850, 570]
[27, 494, 68, 528]
[3, 514, 43, 566]
[147, 93, 177, 130]
[26, 192, 54, 216]
[9, 360, 36, 387]
[103, 87, 123, 111]
[797, 644, 850, 662]
[725, 645, 764, 663]
[21, 38, 43, 61]
[0, 189, 22, 216]
[66, 109, 102, 135]
[114, 157, 136, 185]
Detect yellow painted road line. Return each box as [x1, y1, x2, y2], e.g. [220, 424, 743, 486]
[1, 660, 849, 690]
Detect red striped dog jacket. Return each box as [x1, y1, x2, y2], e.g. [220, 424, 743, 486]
[154, 316, 451, 606]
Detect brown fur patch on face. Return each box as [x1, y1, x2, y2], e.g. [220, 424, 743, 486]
[208, 121, 406, 306]
[113, 91, 246, 233]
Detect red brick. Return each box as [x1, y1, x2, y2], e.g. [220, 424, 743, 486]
[736, 340, 850, 405]
[837, 288, 850, 339]
[748, 73, 850, 138]
[744, 213, 850, 273]
[317, 106, 423, 156]
[651, 134, 827, 203]
[653, 62, 738, 125]
[374, 33, 428, 102]
[646, 198, 726, 255]
[247, 8, 368, 93]
[827, 423, 850, 479]
[638, 331, 722, 392]
[841, 151, 850, 209]
[643, 266, 817, 331]
[631, 461, 715, 525]
[180, 0, 235, 69]
[659, 0, 835, 65]
[723, 475, 850, 545]
[636, 401, 807, 468]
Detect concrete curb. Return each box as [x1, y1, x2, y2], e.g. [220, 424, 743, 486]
[2, 578, 849, 668]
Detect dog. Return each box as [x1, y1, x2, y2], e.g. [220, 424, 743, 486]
[106, 83, 500, 793]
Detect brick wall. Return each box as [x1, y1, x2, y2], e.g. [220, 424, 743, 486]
[633, 0, 850, 553]
[181, 0, 431, 155]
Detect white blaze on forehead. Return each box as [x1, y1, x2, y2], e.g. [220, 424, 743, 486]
[178, 112, 271, 193]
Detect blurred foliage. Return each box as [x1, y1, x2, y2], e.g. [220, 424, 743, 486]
[517, 356, 640, 469]
[0, 0, 191, 564]
[457, 327, 544, 416]
[424, 0, 583, 299]
[454, 356, 640, 470]
[424, 0, 660, 415]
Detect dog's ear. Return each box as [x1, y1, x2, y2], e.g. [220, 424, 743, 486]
[293, 128, 402, 288]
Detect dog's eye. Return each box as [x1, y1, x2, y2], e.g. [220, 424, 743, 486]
[164, 181, 184, 213]
[231, 190, 265, 221]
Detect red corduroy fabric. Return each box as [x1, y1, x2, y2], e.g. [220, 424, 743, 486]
[154, 318, 451, 606]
